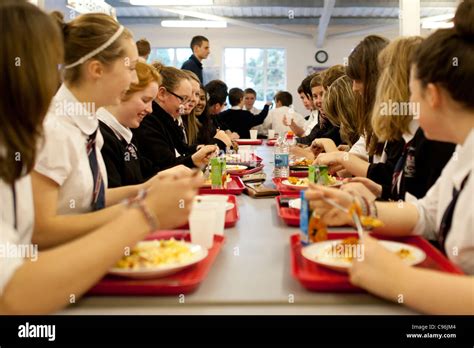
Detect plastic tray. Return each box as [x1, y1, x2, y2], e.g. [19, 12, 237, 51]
[290, 232, 464, 292]
[272, 177, 302, 196]
[235, 139, 263, 145]
[275, 196, 300, 226]
[228, 165, 264, 177]
[88, 231, 225, 296]
[199, 176, 245, 195]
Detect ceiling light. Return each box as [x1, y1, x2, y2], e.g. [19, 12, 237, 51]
[161, 20, 227, 28]
[130, 0, 213, 5]
[421, 21, 454, 29]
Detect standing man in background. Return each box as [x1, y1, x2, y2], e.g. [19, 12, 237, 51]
[181, 35, 210, 84]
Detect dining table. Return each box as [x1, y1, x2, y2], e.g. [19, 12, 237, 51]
[60, 143, 416, 315]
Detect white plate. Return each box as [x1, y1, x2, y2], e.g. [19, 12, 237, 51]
[302, 239, 426, 273]
[288, 198, 301, 210]
[109, 241, 208, 279]
[226, 165, 248, 171]
[282, 179, 308, 190]
[237, 139, 259, 143]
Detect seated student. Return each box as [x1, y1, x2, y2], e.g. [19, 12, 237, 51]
[261, 91, 305, 137]
[194, 85, 232, 150]
[204, 79, 235, 138]
[0, 1, 201, 314]
[136, 38, 150, 62]
[294, 73, 342, 147]
[317, 37, 455, 203]
[99, 62, 191, 187]
[306, 1, 474, 315]
[133, 63, 217, 176]
[289, 73, 319, 137]
[243, 88, 261, 115]
[32, 13, 194, 250]
[181, 70, 231, 150]
[310, 75, 360, 156]
[218, 87, 271, 139]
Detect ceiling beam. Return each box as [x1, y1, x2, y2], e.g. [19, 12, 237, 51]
[316, 0, 335, 48]
[157, 7, 313, 38]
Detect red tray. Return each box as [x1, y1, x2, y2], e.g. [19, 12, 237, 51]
[267, 139, 276, 146]
[275, 196, 300, 226]
[179, 195, 239, 229]
[289, 170, 308, 177]
[228, 165, 264, 177]
[199, 176, 245, 195]
[272, 177, 301, 196]
[235, 139, 263, 145]
[87, 231, 225, 296]
[291, 232, 464, 293]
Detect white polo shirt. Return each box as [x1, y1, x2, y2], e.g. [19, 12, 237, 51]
[35, 84, 108, 215]
[303, 110, 319, 136]
[261, 106, 305, 136]
[411, 129, 474, 274]
[0, 175, 35, 295]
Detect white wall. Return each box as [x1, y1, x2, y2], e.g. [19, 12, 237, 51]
[124, 23, 400, 114]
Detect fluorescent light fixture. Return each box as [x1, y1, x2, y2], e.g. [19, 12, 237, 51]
[161, 20, 227, 28]
[130, 0, 213, 5]
[421, 13, 454, 30]
[67, 0, 114, 15]
[421, 21, 454, 29]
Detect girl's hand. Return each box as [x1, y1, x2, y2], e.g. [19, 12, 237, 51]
[314, 152, 345, 174]
[344, 177, 382, 198]
[340, 182, 377, 202]
[192, 145, 218, 167]
[145, 170, 203, 229]
[349, 234, 409, 302]
[305, 184, 354, 226]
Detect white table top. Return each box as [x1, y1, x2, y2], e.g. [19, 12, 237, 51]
[61, 145, 415, 315]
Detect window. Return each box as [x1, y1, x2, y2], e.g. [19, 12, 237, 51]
[224, 48, 286, 109]
[148, 47, 192, 68]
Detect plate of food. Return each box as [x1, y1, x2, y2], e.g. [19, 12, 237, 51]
[226, 165, 248, 172]
[290, 158, 313, 168]
[301, 238, 426, 273]
[109, 239, 208, 279]
[281, 177, 309, 190]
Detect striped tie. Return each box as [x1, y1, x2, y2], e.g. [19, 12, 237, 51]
[87, 129, 105, 211]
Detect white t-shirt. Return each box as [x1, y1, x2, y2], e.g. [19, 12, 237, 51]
[304, 110, 319, 136]
[35, 84, 108, 215]
[0, 175, 35, 295]
[261, 106, 305, 136]
[412, 129, 474, 274]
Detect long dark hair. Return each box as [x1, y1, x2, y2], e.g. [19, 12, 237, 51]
[346, 35, 389, 156]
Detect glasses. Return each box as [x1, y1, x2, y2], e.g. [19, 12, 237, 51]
[166, 88, 191, 105]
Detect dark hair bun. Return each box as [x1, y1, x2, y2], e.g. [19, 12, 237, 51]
[454, 0, 474, 39]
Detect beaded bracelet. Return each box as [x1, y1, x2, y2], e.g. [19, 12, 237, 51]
[122, 189, 160, 232]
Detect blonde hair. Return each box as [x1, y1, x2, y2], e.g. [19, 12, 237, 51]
[122, 61, 161, 101]
[323, 75, 360, 146]
[52, 12, 133, 85]
[182, 70, 202, 145]
[321, 65, 346, 90]
[372, 36, 424, 141]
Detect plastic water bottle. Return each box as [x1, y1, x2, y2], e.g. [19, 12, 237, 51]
[274, 134, 289, 178]
[286, 131, 297, 163]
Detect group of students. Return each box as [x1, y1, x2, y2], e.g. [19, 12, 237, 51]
[0, 0, 472, 315]
[292, 2, 472, 314]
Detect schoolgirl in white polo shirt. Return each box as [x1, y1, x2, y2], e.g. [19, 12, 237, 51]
[31, 12, 193, 250]
[0, 4, 201, 314]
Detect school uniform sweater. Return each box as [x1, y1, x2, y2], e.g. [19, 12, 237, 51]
[133, 102, 196, 178]
[217, 105, 270, 139]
